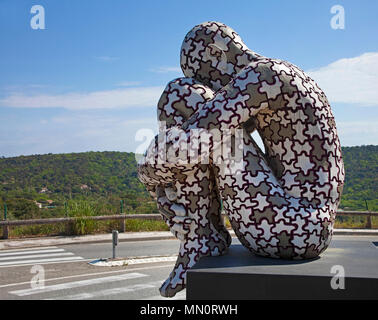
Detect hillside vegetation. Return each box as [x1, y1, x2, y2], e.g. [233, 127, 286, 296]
[340, 145, 377, 211]
[0, 151, 156, 220]
[0, 146, 377, 223]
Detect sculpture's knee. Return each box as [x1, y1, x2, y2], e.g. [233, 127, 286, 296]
[158, 77, 214, 126]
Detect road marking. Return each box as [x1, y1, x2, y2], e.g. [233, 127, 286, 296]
[0, 256, 84, 267]
[0, 253, 179, 268]
[0, 246, 84, 267]
[0, 263, 175, 289]
[0, 258, 92, 268]
[0, 246, 58, 253]
[0, 248, 65, 257]
[9, 272, 149, 296]
[49, 280, 164, 300]
[0, 252, 74, 261]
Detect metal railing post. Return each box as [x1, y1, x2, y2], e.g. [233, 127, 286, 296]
[366, 214, 372, 229]
[64, 201, 73, 235]
[119, 200, 125, 233]
[365, 200, 372, 229]
[2, 203, 9, 239]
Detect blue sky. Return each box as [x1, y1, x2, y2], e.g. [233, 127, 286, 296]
[0, 0, 377, 157]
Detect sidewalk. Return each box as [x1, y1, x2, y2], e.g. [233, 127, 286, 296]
[0, 229, 377, 250]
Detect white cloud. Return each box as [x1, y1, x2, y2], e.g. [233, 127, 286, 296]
[307, 52, 378, 106]
[2, 53, 377, 112]
[94, 56, 119, 62]
[0, 86, 164, 110]
[338, 121, 378, 134]
[1, 84, 49, 90]
[337, 121, 378, 146]
[0, 112, 158, 157]
[149, 66, 182, 73]
[116, 81, 142, 87]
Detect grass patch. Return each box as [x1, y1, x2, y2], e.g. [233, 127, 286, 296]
[335, 215, 378, 229]
[10, 223, 66, 238]
[65, 200, 99, 235]
[125, 219, 169, 232]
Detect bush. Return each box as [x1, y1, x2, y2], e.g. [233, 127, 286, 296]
[65, 200, 99, 235]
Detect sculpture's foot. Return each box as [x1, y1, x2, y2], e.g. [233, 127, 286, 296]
[159, 273, 185, 298]
[210, 214, 232, 249]
[159, 232, 229, 297]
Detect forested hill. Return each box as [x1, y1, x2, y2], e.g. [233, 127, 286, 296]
[0, 146, 377, 215]
[0, 151, 145, 197]
[341, 145, 377, 210]
[0, 152, 153, 218]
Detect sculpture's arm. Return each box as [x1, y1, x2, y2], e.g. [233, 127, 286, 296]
[181, 61, 277, 134]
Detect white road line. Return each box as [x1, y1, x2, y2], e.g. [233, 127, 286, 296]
[0, 248, 65, 257]
[0, 247, 84, 267]
[51, 280, 164, 300]
[0, 256, 84, 267]
[0, 263, 175, 289]
[9, 272, 149, 297]
[0, 252, 74, 262]
[0, 246, 58, 253]
[0, 258, 92, 268]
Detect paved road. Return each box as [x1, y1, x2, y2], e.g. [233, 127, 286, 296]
[0, 235, 376, 300]
[63, 238, 182, 260]
[0, 238, 184, 300]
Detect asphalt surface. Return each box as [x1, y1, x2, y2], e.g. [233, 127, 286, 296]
[62, 238, 182, 260]
[0, 235, 376, 300]
[0, 238, 184, 300]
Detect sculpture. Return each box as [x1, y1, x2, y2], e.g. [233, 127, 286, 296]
[138, 21, 345, 297]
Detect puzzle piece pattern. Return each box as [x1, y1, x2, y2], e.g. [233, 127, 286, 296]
[138, 78, 232, 297]
[138, 21, 345, 297]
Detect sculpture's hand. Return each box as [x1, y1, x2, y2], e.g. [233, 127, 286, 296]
[155, 186, 192, 242]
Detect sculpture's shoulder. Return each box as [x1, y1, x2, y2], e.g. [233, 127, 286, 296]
[241, 56, 328, 106]
[243, 57, 314, 85]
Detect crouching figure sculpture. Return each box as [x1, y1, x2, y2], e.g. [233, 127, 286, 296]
[138, 21, 345, 297]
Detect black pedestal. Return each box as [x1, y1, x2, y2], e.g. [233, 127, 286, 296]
[187, 236, 378, 299]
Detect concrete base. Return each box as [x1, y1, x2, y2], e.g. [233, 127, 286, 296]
[187, 237, 378, 300]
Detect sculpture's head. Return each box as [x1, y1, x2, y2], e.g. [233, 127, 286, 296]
[180, 21, 260, 91]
